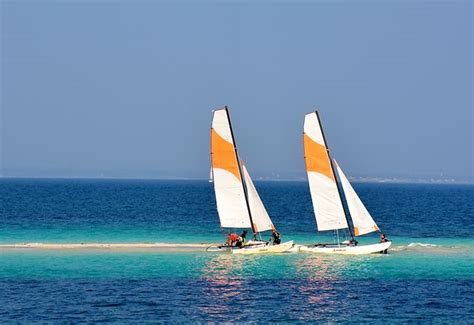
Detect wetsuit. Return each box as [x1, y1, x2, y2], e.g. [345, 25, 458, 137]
[236, 232, 247, 247]
[271, 231, 281, 245]
[380, 236, 389, 254]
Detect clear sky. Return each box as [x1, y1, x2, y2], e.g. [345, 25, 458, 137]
[1, 0, 472, 180]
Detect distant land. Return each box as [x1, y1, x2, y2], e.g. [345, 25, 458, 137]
[0, 173, 472, 185]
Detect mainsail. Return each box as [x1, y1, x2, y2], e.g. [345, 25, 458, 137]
[242, 164, 275, 233]
[211, 109, 251, 228]
[334, 160, 380, 236]
[303, 112, 348, 231]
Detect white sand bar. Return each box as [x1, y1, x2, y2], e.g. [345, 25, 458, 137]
[0, 242, 215, 252]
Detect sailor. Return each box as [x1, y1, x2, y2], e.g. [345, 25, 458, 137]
[349, 238, 358, 246]
[270, 230, 281, 245]
[226, 232, 239, 246]
[380, 233, 389, 254]
[236, 230, 248, 247]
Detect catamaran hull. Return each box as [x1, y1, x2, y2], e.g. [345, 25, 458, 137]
[300, 241, 392, 255]
[231, 241, 294, 255]
[205, 240, 269, 253]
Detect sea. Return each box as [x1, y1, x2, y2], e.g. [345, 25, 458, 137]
[0, 178, 473, 323]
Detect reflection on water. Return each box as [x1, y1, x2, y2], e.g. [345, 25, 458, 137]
[199, 254, 246, 316]
[295, 255, 346, 280]
[293, 255, 353, 318]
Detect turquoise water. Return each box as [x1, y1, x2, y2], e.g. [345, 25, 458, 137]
[0, 179, 473, 322]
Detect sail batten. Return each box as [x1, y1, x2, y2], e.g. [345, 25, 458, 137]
[211, 109, 251, 229]
[242, 164, 275, 233]
[334, 160, 380, 236]
[303, 112, 348, 231]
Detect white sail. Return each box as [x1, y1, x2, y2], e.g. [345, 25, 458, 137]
[334, 160, 380, 236]
[209, 167, 213, 183]
[303, 112, 348, 231]
[211, 109, 251, 228]
[242, 164, 275, 233]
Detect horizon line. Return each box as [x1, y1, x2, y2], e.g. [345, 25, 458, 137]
[0, 175, 472, 185]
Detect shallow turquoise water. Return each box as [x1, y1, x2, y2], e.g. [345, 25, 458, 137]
[0, 179, 472, 322]
[1, 245, 473, 280]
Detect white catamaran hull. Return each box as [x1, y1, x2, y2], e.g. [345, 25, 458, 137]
[231, 241, 294, 255]
[300, 241, 391, 255]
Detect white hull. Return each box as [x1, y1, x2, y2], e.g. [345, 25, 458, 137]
[231, 241, 294, 255]
[206, 240, 267, 252]
[300, 241, 391, 255]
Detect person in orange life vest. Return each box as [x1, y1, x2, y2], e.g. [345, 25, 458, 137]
[226, 232, 239, 246]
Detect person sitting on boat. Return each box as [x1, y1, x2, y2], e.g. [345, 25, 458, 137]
[270, 230, 281, 245]
[236, 230, 248, 247]
[226, 232, 239, 246]
[349, 238, 358, 246]
[380, 233, 389, 254]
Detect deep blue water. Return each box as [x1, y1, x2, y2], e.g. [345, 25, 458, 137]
[1, 178, 473, 242]
[0, 179, 473, 322]
[3, 278, 473, 322]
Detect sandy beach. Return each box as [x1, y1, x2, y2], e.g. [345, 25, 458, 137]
[0, 242, 214, 252]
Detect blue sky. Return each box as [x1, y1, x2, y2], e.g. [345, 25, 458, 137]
[1, 1, 472, 180]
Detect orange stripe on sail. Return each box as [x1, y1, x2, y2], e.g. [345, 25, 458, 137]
[303, 133, 335, 182]
[211, 128, 241, 181]
[354, 226, 360, 236]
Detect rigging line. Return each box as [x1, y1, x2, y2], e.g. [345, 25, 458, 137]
[224, 106, 257, 235]
[315, 110, 355, 239]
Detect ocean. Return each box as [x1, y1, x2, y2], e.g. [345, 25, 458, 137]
[1, 179, 473, 322]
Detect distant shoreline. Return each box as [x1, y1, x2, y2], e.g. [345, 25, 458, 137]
[0, 175, 472, 185]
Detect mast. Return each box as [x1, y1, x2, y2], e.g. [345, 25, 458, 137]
[314, 110, 355, 239]
[224, 106, 257, 235]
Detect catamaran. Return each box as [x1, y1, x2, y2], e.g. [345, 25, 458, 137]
[207, 107, 293, 254]
[300, 111, 392, 255]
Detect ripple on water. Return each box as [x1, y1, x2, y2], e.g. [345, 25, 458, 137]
[1, 278, 473, 322]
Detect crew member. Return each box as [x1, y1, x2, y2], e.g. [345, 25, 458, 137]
[380, 233, 389, 254]
[236, 230, 248, 247]
[270, 230, 281, 245]
[349, 238, 358, 246]
[226, 232, 239, 246]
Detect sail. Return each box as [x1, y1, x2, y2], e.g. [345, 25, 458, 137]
[303, 112, 348, 231]
[334, 160, 380, 236]
[209, 167, 213, 183]
[242, 164, 275, 233]
[211, 109, 251, 228]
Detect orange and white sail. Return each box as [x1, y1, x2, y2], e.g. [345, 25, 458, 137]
[303, 112, 348, 231]
[211, 109, 251, 228]
[334, 160, 379, 236]
[242, 164, 275, 233]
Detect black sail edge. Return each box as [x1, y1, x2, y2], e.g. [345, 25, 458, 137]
[314, 110, 355, 239]
[224, 106, 257, 235]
